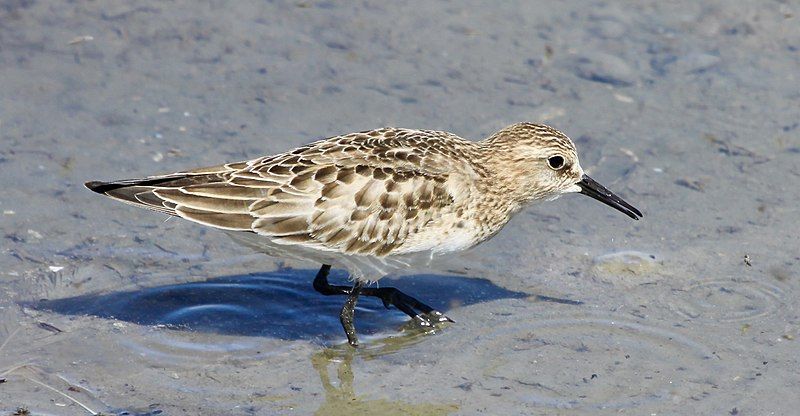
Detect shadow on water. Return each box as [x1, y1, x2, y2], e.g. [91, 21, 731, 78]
[28, 268, 579, 342]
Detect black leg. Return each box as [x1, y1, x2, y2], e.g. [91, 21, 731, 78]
[313, 264, 365, 346]
[313, 264, 349, 295]
[340, 280, 364, 347]
[361, 286, 454, 326]
[311, 264, 452, 345]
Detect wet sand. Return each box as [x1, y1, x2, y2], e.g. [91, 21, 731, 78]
[1, 1, 798, 414]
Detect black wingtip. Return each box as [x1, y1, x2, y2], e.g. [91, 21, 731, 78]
[85, 175, 195, 195]
[85, 180, 105, 192]
[85, 180, 121, 194]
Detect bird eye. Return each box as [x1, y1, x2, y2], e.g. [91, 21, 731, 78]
[547, 155, 565, 170]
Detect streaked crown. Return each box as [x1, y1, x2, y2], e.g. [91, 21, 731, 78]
[481, 122, 585, 205]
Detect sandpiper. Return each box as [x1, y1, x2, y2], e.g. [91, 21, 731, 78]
[86, 122, 642, 346]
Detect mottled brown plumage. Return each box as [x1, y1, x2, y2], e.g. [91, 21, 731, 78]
[86, 122, 642, 346]
[86, 122, 641, 279]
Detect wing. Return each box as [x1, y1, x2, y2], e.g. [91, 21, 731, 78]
[85, 161, 256, 230]
[86, 128, 476, 257]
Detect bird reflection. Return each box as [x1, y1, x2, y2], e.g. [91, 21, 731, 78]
[311, 344, 458, 416]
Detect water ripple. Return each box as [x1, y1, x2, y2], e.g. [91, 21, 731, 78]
[452, 314, 723, 410]
[664, 278, 786, 322]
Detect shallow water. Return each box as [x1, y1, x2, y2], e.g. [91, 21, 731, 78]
[1, 1, 798, 415]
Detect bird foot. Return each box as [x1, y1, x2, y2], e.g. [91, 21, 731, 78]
[412, 310, 454, 327]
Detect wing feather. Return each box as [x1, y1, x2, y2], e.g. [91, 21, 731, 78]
[181, 183, 269, 199]
[87, 127, 478, 257]
[153, 188, 251, 214]
[176, 206, 254, 231]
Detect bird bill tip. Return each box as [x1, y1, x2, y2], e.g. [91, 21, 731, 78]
[576, 175, 642, 220]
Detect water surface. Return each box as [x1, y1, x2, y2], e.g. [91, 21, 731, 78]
[1, 1, 798, 414]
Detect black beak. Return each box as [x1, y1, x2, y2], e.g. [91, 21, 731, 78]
[577, 175, 643, 220]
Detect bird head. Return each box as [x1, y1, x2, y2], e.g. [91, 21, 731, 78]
[484, 122, 642, 220]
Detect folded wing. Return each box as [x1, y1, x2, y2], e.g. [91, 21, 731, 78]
[86, 129, 469, 256]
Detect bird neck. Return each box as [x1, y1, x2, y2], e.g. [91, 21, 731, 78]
[464, 140, 534, 233]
